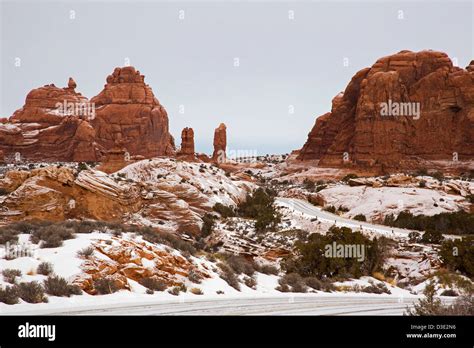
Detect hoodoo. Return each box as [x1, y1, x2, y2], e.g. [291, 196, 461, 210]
[212, 123, 227, 163]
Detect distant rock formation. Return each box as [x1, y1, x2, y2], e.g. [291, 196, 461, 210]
[67, 77, 77, 90]
[0, 66, 176, 162]
[212, 123, 227, 163]
[177, 127, 195, 160]
[97, 146, 130, 174]
[297, 50, 474, 173]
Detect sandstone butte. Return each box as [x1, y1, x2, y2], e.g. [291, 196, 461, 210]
[0, 66, 176, 162]
[297, 50, 474, 173]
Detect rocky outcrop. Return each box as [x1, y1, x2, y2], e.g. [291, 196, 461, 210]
[0, 67, 176, 162]
[90, 67, 175, 159]
[298, 50, 474, 173]
[96, 146, 131, 174]
[74, 237, 210, 294]
[0, 159, 254, 234]
[177, 127, 195, 160]
[212, 123, 227, 163]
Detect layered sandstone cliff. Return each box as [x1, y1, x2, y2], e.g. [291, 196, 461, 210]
[298, 50, 474, 172]
[0, 67, 175, 162]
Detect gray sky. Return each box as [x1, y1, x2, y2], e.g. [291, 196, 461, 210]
[1, 0, 472, 155]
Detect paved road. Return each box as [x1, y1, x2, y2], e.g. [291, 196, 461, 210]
[277, 197, 421, 238]
[24, 296, 425, 316]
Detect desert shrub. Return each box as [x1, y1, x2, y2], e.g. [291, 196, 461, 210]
[467, 194, 474, 204]
[383, 211, 473, 235]
[323, 205, 337, 213]
[315, 184, 327, 192]
[213, 203, 236, 218]
[43, 276, 82, 297]
[305, 277, 335, 292]
[77, 162, 88, 172]
[440, 289, 458, 297]
[138, 277, 167, 291]
[353, 214, 367, 222]
[168, 286, 181, 296]
[304, 277, 322, 290]
[361, 281, 391, 294]
[8, 221, 37, 234]
[0, 228, 19, 245]
[218, 263, 240, 291]
[432, 171, 445, 183]
[201, 214, 215, 238]
[419, 180, 427, 188]
[93, 277, 119, 295]
[244, 276, 257, 289]
[281, 226, 386, 279]
[408, 232, 422, 243]
[237, 188, 281, 232]
[76, 246, 94, 258]
[37, 262, 54, 276]
[168, 284, 187, 296]
[421, 230, 444, 244]
[303, 179, 315, 192]
[2, 269, 22, 284]
[342, 173, 358, 183]
[30, 225, 75, 248]
[139, 228, 196, 255]
[407, 282, 474, 316]
[439, 237, 474, 277]
[225, 255, 255, 276]
[406, 282, 442, 316]
[338, 206, 349, 213]
[276, 273, 307, 293]
[0, 188, 9, 196]
[257, 264, 279, 275]
[0, 285, 19, 305]
[190, 287, 203, 295]
[16, 281, 48, 303]
[188, 269, 203, 284]
[61, 220, 109, 234]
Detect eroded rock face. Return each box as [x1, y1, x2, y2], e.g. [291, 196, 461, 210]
[73, 237, 209, 294]
[0, 67, 176, 162]
[177, 127, 195, 160]
[90, 67, 175, 159]
[212, 123, 227, 163]
[0, 159, 254, 234]
[0, 82, 101, 162]
[298, 50, 474, 172]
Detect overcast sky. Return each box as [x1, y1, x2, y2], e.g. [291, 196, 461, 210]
[1, 0, 472, 155]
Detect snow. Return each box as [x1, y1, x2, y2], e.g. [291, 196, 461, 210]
[317, 185, 469, 220]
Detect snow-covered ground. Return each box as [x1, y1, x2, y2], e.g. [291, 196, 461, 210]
[0, 230, 437, 315]
[316, 184, 470, 221]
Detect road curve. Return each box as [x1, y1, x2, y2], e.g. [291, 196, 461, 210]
[277, 197, 420, 238]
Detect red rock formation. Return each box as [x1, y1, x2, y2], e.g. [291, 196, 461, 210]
[0, 149, 4, 164]
[177, 127, 195, 160]
[97, 146, 130, 174]
[90, 67, 175, 158]
[212, 123, 227, 163]
[298, 50, 474, 172]
[0, 67, 176, 162]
